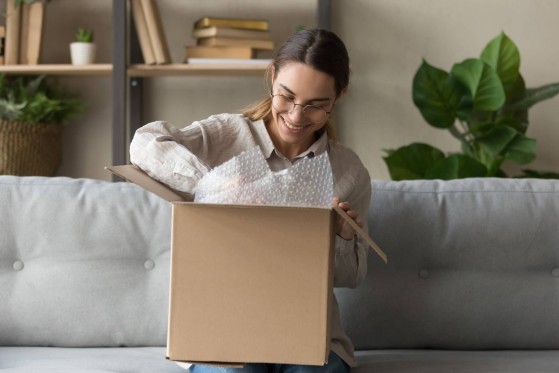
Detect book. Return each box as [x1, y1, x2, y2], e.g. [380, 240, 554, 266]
[0, 26, 5, 64]
[193, 17, 269, 32]
[192, 26, 271, 41]
[198, 37, 274, 51]
[5, 0, 21, 64]
[18, 2, 29, 64]
[185, 58, 272, 66]
[185, 46, 254, 60]
[131, 0, 156, 65]
[24, 2, 45, 65]
[140, 0, 171, 64]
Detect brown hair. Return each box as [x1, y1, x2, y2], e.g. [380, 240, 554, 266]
[242, 29, 350, 140]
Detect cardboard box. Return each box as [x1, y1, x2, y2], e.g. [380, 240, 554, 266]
[106, 165, 386, 367]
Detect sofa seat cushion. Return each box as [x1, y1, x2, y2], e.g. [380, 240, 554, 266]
[0, 347, 186, 372]
[354, 349, 559, 372]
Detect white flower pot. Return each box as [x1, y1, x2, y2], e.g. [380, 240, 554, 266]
[70, 42, 96, 65]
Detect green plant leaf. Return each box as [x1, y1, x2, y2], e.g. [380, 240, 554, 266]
[383, 143, 445, 180]
[412, 60, 460, 128]
[480, 32, 520, 89]
[507, 82, 559, 111]
[0, 74, 83, 124]
[450, 58, 506, 111]
[494, 116, 525, 132]
[76, 28, 94, 43]
[476, 126, 536, 165]
[0, 99, 26, 120]
[476, 126, 518, 157]
[425, 155, 488, 179]
[504, 133, 536, 164]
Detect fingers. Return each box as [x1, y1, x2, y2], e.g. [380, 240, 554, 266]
[332, 196, 363, 234]
[355, 218, 364, 229]
[336, 200, 357, 219]
[331, 196, 341, 207]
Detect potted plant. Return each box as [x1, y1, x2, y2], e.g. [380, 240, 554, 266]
[70, 28, 96, 65]
[0, 74, 83, 176]
[383, 32, 559, 180]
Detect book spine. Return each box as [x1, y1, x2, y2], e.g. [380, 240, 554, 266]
[198, 37, 274, 51]
[18, 3, 29, 64]
[141, 0, 171, 64]
[0, 26, 5, 65]
[5, 0, 21, 65]
[185, 46, 254, 60]
[192, 27, 271, 41]
[25, 2, 45, 65]
[194, 17, 269, 31]
[131, 0, 156, 65]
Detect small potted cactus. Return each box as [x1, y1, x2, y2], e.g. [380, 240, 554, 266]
[70, 28, 96, 65]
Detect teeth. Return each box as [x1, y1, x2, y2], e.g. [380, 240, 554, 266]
[286, 122, 303, 130]
[282, 117, 306, 131]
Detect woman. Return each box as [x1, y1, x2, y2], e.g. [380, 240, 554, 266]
[130, 29, 371, 372]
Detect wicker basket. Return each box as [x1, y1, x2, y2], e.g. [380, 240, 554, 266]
[0, 120, 62, 176]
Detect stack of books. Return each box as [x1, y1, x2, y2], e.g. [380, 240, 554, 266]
[131, 0, 171, 65]
[3, 0, 46, 65]
[185, 17, 274, 64]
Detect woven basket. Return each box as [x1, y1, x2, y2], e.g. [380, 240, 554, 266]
[0, 120, 62, 176]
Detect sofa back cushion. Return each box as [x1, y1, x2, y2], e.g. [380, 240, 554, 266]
[336, 178, 559, 350]
[0, 176, 171, 347]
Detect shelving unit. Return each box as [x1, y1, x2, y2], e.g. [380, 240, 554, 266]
[0, 64, 112, 75]
[0, 0, 331, 178]
[128, 63, 268, 77]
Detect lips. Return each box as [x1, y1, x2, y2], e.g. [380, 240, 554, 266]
[281, 116, 309, 132]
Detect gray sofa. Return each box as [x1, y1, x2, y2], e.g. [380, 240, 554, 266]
[1, 175, 558, 372]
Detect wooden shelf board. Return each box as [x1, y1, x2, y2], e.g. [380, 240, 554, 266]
[128, 63, 269, 77]
[0, 64, 113, 76]
[0, 63, 269, 77]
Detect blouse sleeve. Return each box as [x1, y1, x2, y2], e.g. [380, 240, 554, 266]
[331, 151, 372, 289]
[129, 120, 212, 193]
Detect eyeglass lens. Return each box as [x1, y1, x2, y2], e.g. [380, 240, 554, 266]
[271, 95, 328, 123]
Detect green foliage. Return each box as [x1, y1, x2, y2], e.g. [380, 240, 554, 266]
[14, 0, 47, 7]
[75, 28, 94, 43]
[0, 74, 84, 125]
[384, 32, 559, 180]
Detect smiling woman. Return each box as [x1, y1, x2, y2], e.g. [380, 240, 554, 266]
[129, 28, 372, 373]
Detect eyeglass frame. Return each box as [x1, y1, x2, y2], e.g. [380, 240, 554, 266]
[270, 93, 336, 124]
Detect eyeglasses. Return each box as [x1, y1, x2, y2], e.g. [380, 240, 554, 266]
[270, 93, 333, 124]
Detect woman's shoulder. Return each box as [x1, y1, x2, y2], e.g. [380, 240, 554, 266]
[196, 113, 251, 127]
[328, 140, 368, 170]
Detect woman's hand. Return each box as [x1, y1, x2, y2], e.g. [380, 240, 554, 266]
[333, 197, 363, 240]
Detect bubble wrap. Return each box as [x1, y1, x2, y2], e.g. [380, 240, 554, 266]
[194, 146, 333, 207]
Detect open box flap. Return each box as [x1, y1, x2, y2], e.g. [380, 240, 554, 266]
[105, 165, 193, 202]
[106, 165, 387, 263]
[333, 206, 387, 263]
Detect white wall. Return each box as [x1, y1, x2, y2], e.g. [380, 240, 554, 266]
[39, 0, 559, 181]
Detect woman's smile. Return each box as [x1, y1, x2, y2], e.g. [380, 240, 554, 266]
[281, 115, 311, 132]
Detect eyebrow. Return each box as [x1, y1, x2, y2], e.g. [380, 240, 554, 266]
[279, 84, 332, 103]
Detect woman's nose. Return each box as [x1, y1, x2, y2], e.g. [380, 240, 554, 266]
[288, 105, 306, 123]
